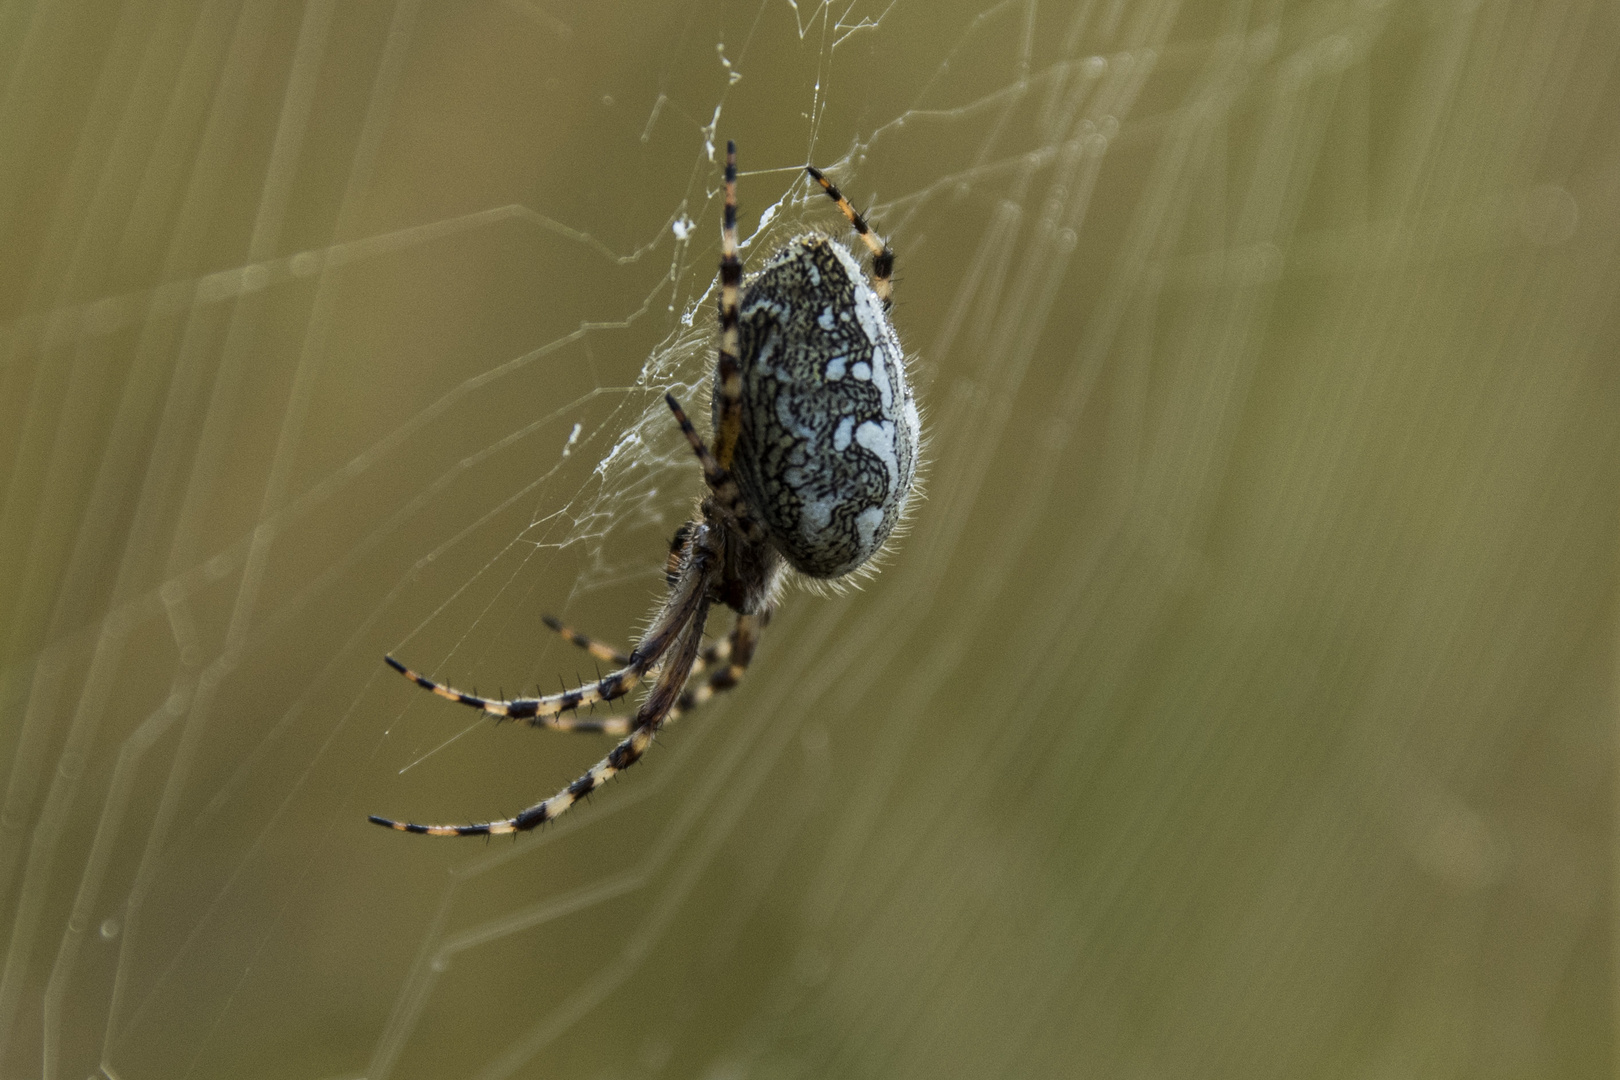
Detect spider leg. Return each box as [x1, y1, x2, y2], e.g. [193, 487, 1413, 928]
[542, 613, 631, 666]
[540, 518, 714, 669]
[383, 655, 636, 733]
[692, 635, 732, 679]
[536, 610, 734, 735]
[371, 596, 714, 836]
[553, 634, 735, 727]
[667, 607, 769, 722]
[714, 140, 745, 469]
[383, 560, 708, 732]
[544, 617, 730, 676]
[665, 521, 694, 587]
[664, 392, 766, 542]
[806, 164, 894, 308]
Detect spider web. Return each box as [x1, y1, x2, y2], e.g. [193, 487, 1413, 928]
[0, 1, 1615, 1078]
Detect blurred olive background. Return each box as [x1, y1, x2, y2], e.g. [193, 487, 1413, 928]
[0, 1, 1614, 1078]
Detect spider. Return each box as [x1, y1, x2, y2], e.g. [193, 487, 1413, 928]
[371, 142, 920, 837]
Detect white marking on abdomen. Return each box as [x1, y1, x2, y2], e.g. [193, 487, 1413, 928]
[855, 420, 899, 492]
[855, 506, 884, 549]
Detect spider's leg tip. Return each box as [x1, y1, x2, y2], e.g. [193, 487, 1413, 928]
[806, 164, 824, 181]
[726, 138, 736, 154]
[541, 614, 562, 631]
[384, 655, 407, 674]
[368, 814, 398, 828]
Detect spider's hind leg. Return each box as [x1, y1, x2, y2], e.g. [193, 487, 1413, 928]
[544, 603, 736, 689]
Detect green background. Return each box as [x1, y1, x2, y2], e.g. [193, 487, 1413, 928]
[0, 1, 1613, 1077]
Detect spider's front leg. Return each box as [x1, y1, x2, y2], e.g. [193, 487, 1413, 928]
[371, 528, 726, 836]
[381, 655, 636, 735]
[546, 606, 741, 692]
[381, 531, 714, 735]
[541, 613, 630, 667]
[370, 595, 715, 836]
[529, 521, 761, 738]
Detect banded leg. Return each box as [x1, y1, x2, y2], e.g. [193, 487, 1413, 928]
[383, 557, 709, 732]
[536, 613, 718, 737]
[668, 608, 768, 721]
[713, 140, 745, 468]
[542, 613, 631, 667]
[545, 609, 736, 687]
[528, 640, 737, 739]
[664, 393, 765, 541]
[382, 655, 633, 734]
[544, 524, 748, 694]
[806, 164, 895, 308]
[693, 635, 733, 680]
[371, 597, 714, 836]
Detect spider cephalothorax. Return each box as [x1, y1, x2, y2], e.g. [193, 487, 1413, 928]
[372, 143, 918, 837]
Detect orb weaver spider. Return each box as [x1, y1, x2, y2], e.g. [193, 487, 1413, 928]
[371, 142, 919, 837]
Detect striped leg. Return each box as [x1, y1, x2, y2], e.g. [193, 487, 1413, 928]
[383, 557, 709, 732]
[471, 613, 719, 738]
[382, 655, 636, 734]
[667, 608, 768, 722]
[692, 635, 732, 680]
[371, 597, 714, 836]
[544, 610, 736, 694]
[542, 613, 630, 666]
[541, 612, 748, 738]
[544, 521, 725, 666]
[532, 615, 636, 736]
[713, 140, 745, 468]
[664, 393, 765, 541]
[806, 164, 895, 308]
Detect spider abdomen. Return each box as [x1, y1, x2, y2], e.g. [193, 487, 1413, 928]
[720, 235, 920, 579]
